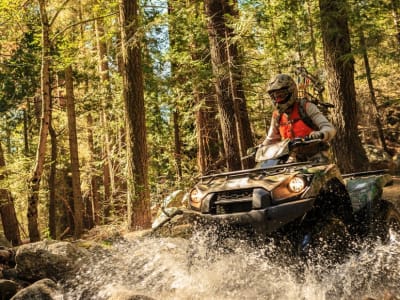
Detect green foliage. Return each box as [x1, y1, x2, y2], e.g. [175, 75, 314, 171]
[0, 29, 41, 112]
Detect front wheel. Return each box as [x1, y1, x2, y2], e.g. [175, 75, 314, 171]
[385, 203, 400, 243]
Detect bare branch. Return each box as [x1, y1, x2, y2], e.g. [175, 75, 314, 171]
[49, 0, 72, 28]
[51, 12, 118, 42]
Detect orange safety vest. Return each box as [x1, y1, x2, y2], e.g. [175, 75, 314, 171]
[273, 102, 315, 139]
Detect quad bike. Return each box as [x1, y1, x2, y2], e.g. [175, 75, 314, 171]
[153, 138, 400, 259]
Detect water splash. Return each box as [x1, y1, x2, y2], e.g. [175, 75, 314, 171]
[62, 229, 400, 300]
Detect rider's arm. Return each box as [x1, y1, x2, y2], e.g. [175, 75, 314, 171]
[305, 102, 336, 142]
[262, 114, 281, 145]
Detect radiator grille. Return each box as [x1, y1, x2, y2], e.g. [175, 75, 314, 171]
[212, 188, 253, 215]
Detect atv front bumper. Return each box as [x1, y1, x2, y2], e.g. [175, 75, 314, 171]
[186, 197, 315, 234]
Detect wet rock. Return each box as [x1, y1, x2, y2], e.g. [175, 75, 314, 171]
[151, 209, 202, 239]
[14, 240, 88, 282]
[107, 290, 155, 300]
[10, 278, 62, 300]
[0, 247, 15, 265]
[363, 144, 397, 172]
[0, 279, 19, 299]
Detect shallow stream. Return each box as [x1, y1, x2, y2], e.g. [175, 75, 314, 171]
[62, 229, 400, 300]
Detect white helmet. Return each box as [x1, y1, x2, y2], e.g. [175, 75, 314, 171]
[267, 74, 298, 113]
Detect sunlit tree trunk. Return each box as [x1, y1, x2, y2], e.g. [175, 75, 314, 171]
[86, 113, 100, 227]
[0, 142, 22, 246]
[23, 100, 30, 155]
[65, 65, 83, 239]
[27, 0, 52, 242]
[120, 0, 152, 229]
[94, 18, 115, 221]
[319, 0, 369, 173]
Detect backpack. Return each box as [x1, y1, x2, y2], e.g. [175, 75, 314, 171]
[275, 98, 319, 131]
[298, 98, 319, 131]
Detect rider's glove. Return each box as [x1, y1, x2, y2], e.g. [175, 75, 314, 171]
[308, 131, 325, 140]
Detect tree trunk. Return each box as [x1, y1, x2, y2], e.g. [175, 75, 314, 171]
[319, 0, 369, 173]
[186, 0, 221, 175]
[225, 0, 254, 169]
[65, 65, 83, 239]
[23, 102, 30, 155]
[204, 0, 241, 171]
[173, 110, 183, 180]
[119, 0, 152, 230]
[86, 113, 100, 227]
[27, 0, 52, 242]
[0, 142, 22, 246]
[48, 122, 57, 239]
[94, 18, 115, 222]
[358, 27, 389, 154]
[306, 0, 319, 69]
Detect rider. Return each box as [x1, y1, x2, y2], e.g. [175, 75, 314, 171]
[262, 74, 336, 163]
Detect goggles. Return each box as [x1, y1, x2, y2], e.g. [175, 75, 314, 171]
[269, 89, 290, 103]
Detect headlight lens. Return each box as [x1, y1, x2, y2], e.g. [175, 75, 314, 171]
[288, 176, 306, 193]
[190, 188, 201, 203]
[189, 188, 202, 210]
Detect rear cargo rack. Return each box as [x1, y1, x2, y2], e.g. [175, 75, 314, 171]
[342, 169, 389, 179]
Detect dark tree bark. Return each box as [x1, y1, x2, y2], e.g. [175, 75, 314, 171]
[48, 122, 57, 239]
[65, 65, 83, 239]
[173, 110, 183, 180]
[0, 142, 22, 246]
[226, 0, 254, 169]
[319, 0, 369, 173]
[119, 0, 152, 230]
[204, 0, 241, 171]
[195, 92, 221, 175]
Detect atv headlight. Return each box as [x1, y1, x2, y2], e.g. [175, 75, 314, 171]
[189, 188, 202, 210]
[190, 188, 201, 203]
[272, 175, 308, 201]
[288, 176, 306, 193]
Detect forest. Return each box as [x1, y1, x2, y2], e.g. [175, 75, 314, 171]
[0, 0, 399, 246]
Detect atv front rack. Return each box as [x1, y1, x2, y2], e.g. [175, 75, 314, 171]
[200, 161, 325, 182]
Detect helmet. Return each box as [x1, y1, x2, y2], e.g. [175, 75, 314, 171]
[267, 74, 298, 113]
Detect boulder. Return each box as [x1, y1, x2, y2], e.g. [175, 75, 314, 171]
[0, 279, 19, 299]
[14, 240, 88, 282]
[10, 278, 62, 300]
